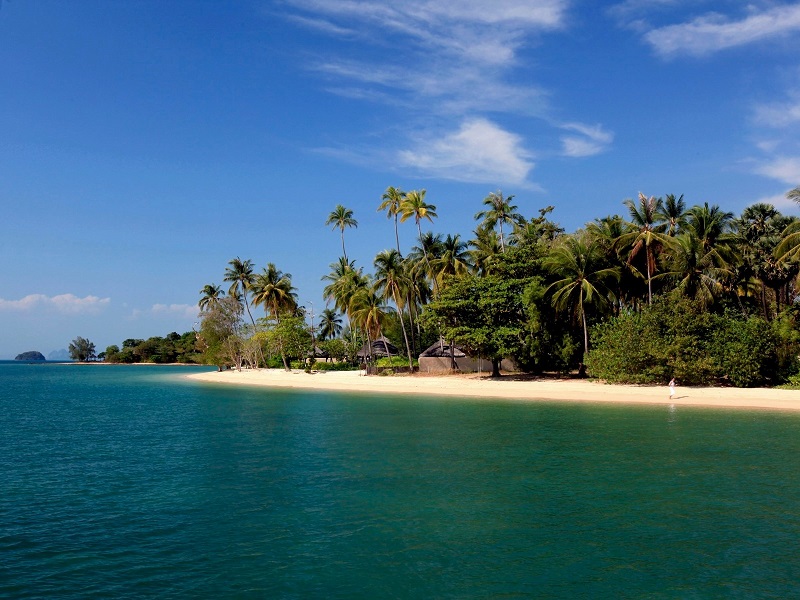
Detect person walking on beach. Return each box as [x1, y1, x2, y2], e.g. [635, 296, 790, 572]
[669, 377, 676, 400]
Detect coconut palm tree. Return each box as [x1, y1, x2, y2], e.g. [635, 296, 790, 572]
[614, 193, 669, 305]
[251, 263, 298, 370]
[326, 204, 358, 262]
[684, 202, 735, 251]
[788, 186, 800, 204]
[224, 257, 257, 326]
[432, 233, 471, 289]
[318, 308, 342, 341]
[374, 249, 414, 369]
[544, 235, 619, 357]
[198, 283, 224, 311]
[350, 287, 389, 367]
[378, 186, 406, 253]
[658, 194, 688, 236]
[474, 190, 523, 253]
[656, 231, 733, 308]
[400, 190, 438, 288]
[469, 225, 503, 277]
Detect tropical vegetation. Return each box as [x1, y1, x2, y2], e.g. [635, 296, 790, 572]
[194, 185, 800, 387]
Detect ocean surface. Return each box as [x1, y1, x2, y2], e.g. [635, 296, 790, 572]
[2, 361, 800, 598]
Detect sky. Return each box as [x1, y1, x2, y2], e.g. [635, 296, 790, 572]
[1, 0, 800, 358]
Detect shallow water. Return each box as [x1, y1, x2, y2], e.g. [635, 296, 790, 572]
[2, 362, 800, 598]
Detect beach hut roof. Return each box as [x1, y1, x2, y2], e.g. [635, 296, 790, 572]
[356, 336, 399, 358]
[419, 339, 467, 358]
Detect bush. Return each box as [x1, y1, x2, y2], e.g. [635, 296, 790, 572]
[375, 356, 416, 368]
[586, 296, 799, 387]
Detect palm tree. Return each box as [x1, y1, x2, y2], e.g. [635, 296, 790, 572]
[431, 233, 471, 289]
[224, 257, 257, 326]
[374, 249, 414, 369]
[400, 189, 438, 289]
[657, 231, 732, 308]
[544, 235, 619, 357]
[318, 308, 343, 341]
[614, 193, 668, 305]
[658, 194, 688, 236]
[469, 225, 503, 277]
[251, 263, 298, 370]
[350, 287, 389, 367]
[474, 190, 523, 253]
[378, 186, 406, 253]
[326, 205, 358, 262]
[198, 283, 224, 311]
[322, 259, 368, 324]
[788, 186, 800, 204]
[684, 202, 734, 250]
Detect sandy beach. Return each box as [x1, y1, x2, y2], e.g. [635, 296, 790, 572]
[187, 368, 800, 411]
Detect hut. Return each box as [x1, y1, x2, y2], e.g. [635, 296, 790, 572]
[356, 336, 399, 362]
[418, 338, 515, 374]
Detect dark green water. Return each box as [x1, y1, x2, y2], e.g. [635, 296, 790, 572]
[2, 363, 800, 598]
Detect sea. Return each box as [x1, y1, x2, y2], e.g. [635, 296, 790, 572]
[2, 361, 800, 598]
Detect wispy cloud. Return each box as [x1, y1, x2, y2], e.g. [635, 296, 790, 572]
[642, 4, 800, 58]
[753, 156, 800, 186]
[0, 294, 110, 314]
[559, 122, 614, 157]
[397, 118, 536, 186]
[279, 0, 603, 185]
[152, 303, 198, 320]
[754, 94, 800, 128]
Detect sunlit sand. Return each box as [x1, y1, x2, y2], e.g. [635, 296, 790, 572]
[187, 368, 800, 411]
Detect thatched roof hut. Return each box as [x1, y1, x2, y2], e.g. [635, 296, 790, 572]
[356, 336, 399, 359]
[419, 339, 467, 358]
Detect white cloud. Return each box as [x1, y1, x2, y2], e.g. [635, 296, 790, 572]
[397, 118, 535, 186]
[0, 294, 110, 314]
[753, 155, 800, 185]
[151, 303, 198, 320]
[279, 0, 605, 185]
[754, 96, 800, 128]
[753, 191, 799, 210]
[559, 122, 614, 157]
[644, 4, 800, 58]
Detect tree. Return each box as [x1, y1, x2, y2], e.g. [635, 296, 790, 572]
[224, 257, 257, 326]
[374, 249, 414, 369]
[198, 283, 224, 311]
[544, 235, 619, 358]
[474, 190, 523, 253]
[69, 336, 96, 362]
[658, 194, 688, 236]
[251, 263, 298, 370]
[614, 192, 668, 305]
[423, 273, 527, 377]
[318, 308, 343, 340]
[378, 186, 406, 253]
[400, 189, 438, 290]
[326, 204, 358, 262]
[198, 296, 245, 370]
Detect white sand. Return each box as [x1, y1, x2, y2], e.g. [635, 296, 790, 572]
[186, 368, 800, 411]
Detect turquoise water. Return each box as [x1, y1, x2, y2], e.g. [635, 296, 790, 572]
[2, 363, 800, 598]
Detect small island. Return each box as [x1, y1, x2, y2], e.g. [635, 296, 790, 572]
[15, 351, 46, 361]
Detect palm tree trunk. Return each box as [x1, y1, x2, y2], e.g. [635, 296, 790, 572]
[499, 221, 505, 253]
[646, 247, 653, 305]
[581, 297, 589, 358]
[341, 230, 347, 262]
[394, 216, 401, 254]
[393, 289, 414, 370]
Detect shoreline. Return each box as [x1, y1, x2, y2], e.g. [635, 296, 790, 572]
[186, 368, 800, 412]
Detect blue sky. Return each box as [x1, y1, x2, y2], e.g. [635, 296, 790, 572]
[2, 0, 800, 358]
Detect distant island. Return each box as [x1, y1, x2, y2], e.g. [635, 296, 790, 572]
[15, 351, 46, 361]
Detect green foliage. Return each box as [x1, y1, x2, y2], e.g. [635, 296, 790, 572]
[587, 296, 800, 386]
[375, 355, 417, 368]
[68, 336, 96, 362]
